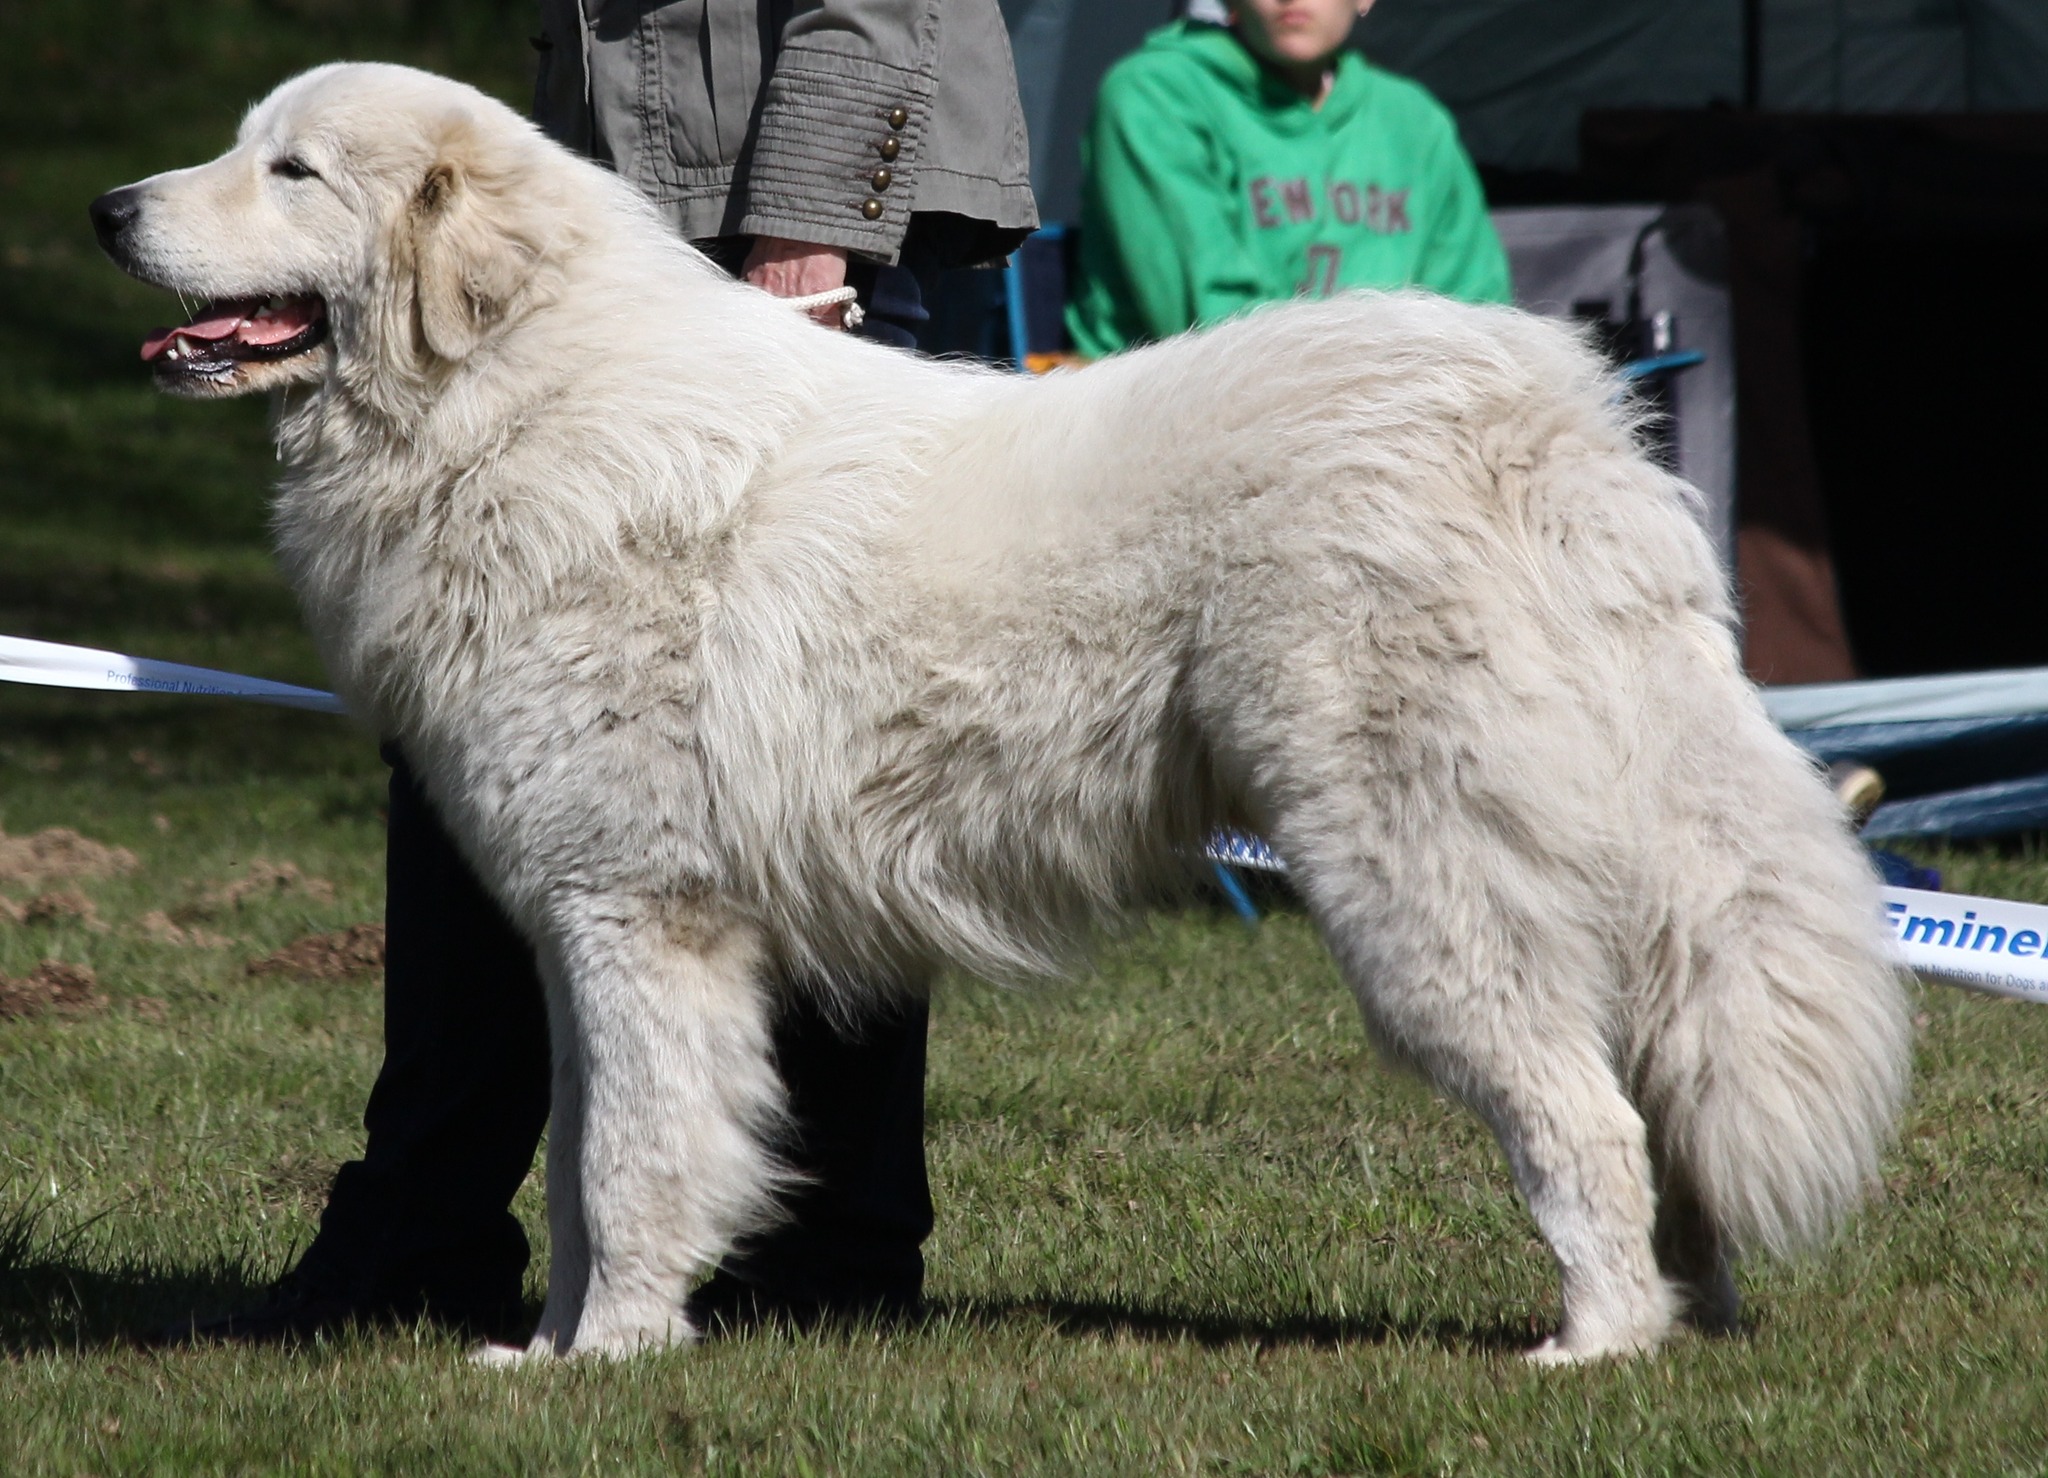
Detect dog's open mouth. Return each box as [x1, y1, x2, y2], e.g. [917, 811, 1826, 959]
[141, 295, 329, 386]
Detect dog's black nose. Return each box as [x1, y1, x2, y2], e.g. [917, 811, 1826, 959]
[89, 185, 144, 254]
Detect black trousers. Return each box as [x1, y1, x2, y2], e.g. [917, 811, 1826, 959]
[295, 751, 933, 1317]
[294, 265, 935, 1316]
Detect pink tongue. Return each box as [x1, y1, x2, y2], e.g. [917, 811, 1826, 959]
[141, 296, 322, 361]
[239, 299, 321, 345]
[141, 297, 262, 361]
[183, 299, 266, 339]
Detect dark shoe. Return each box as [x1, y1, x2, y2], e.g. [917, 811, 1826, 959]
[153, 1284, 373, 1349]
[684, 1268, 920, 1338]
[152, 1266, 525, 1349]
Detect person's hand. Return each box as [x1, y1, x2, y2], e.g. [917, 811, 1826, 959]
[743, 237, 852, 328]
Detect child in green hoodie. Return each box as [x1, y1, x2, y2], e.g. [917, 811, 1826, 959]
[1065, 0, 1510, 358]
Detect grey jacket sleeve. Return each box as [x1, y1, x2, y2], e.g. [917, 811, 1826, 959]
[531, 0, 1033, 265]
[736, 0, 943, 258]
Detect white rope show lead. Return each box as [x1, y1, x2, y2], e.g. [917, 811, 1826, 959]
[0, 633, 347, 715]
[782, 285, 865, 330]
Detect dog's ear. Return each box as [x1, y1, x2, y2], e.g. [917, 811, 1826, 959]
[408, 113, 552, 362]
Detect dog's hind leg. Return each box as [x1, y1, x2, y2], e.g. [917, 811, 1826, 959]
[1480, 1057, 1678, 1363]
[508, 897, 787, 1361]
[1370, 961, 1677, 1362]
[1281, 822, 1680, 1363]
[1434, 1029, 1678, 1362]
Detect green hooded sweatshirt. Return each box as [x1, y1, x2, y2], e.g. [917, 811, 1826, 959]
[1065, 21, 1510, 358]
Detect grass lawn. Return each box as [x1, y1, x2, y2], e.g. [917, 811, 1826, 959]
[5, 4, 2048, 1473]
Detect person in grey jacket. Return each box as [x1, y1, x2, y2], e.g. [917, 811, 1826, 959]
[170, 0, 1036, 1347]
[534, 0, 1035, 288]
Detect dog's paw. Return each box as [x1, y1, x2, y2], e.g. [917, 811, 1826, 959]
[1523, 1329, 1662, 1366]
[1523, 1336, 1582, 1366]
[471, 1340, 550, 1368]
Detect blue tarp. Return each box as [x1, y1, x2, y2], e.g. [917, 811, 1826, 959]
[1766, 667, 2048, 840]
[1862, 774, 2048, 843]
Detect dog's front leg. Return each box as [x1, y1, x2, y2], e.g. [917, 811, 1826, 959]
[488, 896, 787, 1362]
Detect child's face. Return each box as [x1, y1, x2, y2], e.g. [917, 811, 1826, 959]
[1228, 0, 1374, 71]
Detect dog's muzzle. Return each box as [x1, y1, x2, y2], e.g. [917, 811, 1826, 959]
[88, 182, 331, 393]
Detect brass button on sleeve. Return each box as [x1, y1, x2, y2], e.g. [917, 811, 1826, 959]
[870, 167, 893, 192]
[860, 197, 883, 220]
[878, 135, 900, 161]
[887, 106, 908, 129]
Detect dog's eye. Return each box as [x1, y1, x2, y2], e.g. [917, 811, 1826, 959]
[270, 157, 319, 182]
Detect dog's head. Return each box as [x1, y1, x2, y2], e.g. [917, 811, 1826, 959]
[90, 63, 571, 400]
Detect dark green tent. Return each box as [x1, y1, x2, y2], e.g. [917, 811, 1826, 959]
[1006, 0, 2048, 221]
[995, 0, 2048, 689]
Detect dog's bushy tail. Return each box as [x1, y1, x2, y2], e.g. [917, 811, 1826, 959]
[1629, 691, 1913, 1258]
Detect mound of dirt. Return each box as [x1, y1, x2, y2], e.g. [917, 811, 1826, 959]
[137, 910, 234, 948]
[245, 924, 385, 982]
[23, 888, 103, 928]
[0, 961, 108, 1020]
[3, 889, 109, 931]
[191, 859, 336, 916]
[0, 827, 138, 888]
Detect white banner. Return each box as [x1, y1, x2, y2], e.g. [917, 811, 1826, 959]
[1883, 886, 2048, 1003]
[1206, 836, 2048, 1006]
[0, 634, 346, 716]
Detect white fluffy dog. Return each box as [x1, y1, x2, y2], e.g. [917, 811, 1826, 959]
[93, 64, 1911, 1363]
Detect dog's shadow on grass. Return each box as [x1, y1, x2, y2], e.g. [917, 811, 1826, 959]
[0, 1276, 1538, 1358]
[0, 1196, 275, 1354]
[0, 1186, 1529, 1358]
[0, 1252, 274, 1355]
[927, 1294, 1538, 1357]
